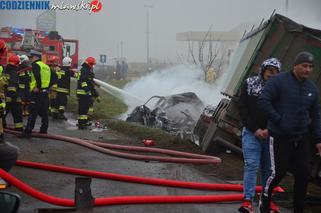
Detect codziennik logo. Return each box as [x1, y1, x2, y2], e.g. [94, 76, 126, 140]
[0, 0, 103, 14]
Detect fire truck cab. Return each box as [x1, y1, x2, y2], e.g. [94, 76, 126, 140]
[0, 27, 79, 69]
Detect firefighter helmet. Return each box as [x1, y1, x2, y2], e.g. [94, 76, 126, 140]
[8, 55, 20, 66]
[62, 56, 72, 66]
[0, 39, 6, 56]
[85, 57, 96, 68]
[20, 54, 30, 64]
[47, 55, 59, 66]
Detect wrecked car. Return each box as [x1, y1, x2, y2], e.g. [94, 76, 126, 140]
[126, 92, 204, 141]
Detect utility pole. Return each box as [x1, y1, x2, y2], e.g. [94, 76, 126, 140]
[144, 5, 153, 68]
[117, 43, 119, 58]
[120, 40, 123, 60]
[285, 0, 289, 15]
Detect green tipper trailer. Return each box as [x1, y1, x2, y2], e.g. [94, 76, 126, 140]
[199, 13, 321, 183]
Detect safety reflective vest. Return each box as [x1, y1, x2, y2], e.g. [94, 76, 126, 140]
[0, 65, 6, 82]
[30, 61, 51, 91]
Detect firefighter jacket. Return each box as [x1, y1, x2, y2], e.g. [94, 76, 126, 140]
[30, 60, 57, 91]
[0, 65, 6, 109]
[17, 63, 31, 96]
[49, 66, 60, 92]
[56, 66, 72, 94]
[76, 63, 97, 96]
[3, 64, 20, 102]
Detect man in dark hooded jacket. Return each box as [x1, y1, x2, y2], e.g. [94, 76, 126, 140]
[238, 58, 281, 213]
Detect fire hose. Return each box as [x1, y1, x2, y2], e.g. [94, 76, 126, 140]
[0, 168, 246, 207]
[16, 160, 283, 193]
[5, 129, 221, 164]
[2, 129, 284, 207]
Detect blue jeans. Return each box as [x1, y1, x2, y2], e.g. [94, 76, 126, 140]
[242, 127, 271, 200]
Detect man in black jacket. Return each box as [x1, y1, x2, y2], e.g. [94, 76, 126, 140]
[258, 52, 321, 213]
[23, 50, 57, 137]
[238, 58, 281, 213]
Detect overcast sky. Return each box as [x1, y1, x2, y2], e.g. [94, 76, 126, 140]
[0, 0, 320, 63]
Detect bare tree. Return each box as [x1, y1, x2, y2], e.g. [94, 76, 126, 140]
[179, 26, 228, 82]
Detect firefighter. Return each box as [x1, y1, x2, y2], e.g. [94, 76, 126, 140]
[0, 40, 19, 173]
[55, 56, 73, 120]
[206, 67, 216, 84]
[76, 57, 98, 129]
[22, 50, 57, 138]
[18, 54, 32, 116]
[3, 54, 24, 132]
[47, 56, 59, 119]
[0, 40, 7, 139]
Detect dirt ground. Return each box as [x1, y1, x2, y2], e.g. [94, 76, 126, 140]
[96, 119, 321, 213]
[6, 116, 249, 213]
[86, 116, 321, 213]
[173, 145, 321, 213]
[4, 115, 321, 212]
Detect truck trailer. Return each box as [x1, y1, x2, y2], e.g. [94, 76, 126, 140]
[195, 13, 321, 184]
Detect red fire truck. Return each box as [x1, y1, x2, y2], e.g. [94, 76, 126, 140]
[0, 27, 79, 69]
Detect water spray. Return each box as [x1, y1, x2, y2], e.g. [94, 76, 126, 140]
[94, 78, 144, 106]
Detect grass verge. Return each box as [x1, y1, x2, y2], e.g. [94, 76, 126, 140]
[66, 80, 128, 118]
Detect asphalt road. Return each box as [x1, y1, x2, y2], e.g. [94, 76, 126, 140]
[5, 115, 290, 213]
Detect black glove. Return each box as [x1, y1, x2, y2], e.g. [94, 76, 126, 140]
[92, 89, 99, 98]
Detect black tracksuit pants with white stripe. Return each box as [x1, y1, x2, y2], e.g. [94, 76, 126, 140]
[262, 132, 311, 213]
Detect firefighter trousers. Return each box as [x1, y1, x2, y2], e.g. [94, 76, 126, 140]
[4, 98, 23, 130]
[78, 95, 91, 126]
[55, 92, 68, 114]
[25, 91, 49, 134]
[49, 90, 58, 116]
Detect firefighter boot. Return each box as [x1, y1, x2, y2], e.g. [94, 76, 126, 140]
[58, 113, 67, 120]
[58, 108, 67, 120]
[22, 104, 29, 116]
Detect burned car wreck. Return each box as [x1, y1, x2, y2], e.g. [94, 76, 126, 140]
[126, 92, 205, 141]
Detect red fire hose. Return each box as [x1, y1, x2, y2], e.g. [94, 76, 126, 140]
[2, 129, 284, 207]
[16, 160, 284, 193]
[89, 140, 219, 160]
[0, 168, 244, 207]
[5, 129, 221, 164]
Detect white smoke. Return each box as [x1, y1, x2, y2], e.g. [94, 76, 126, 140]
[122, 64, 228, 116]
